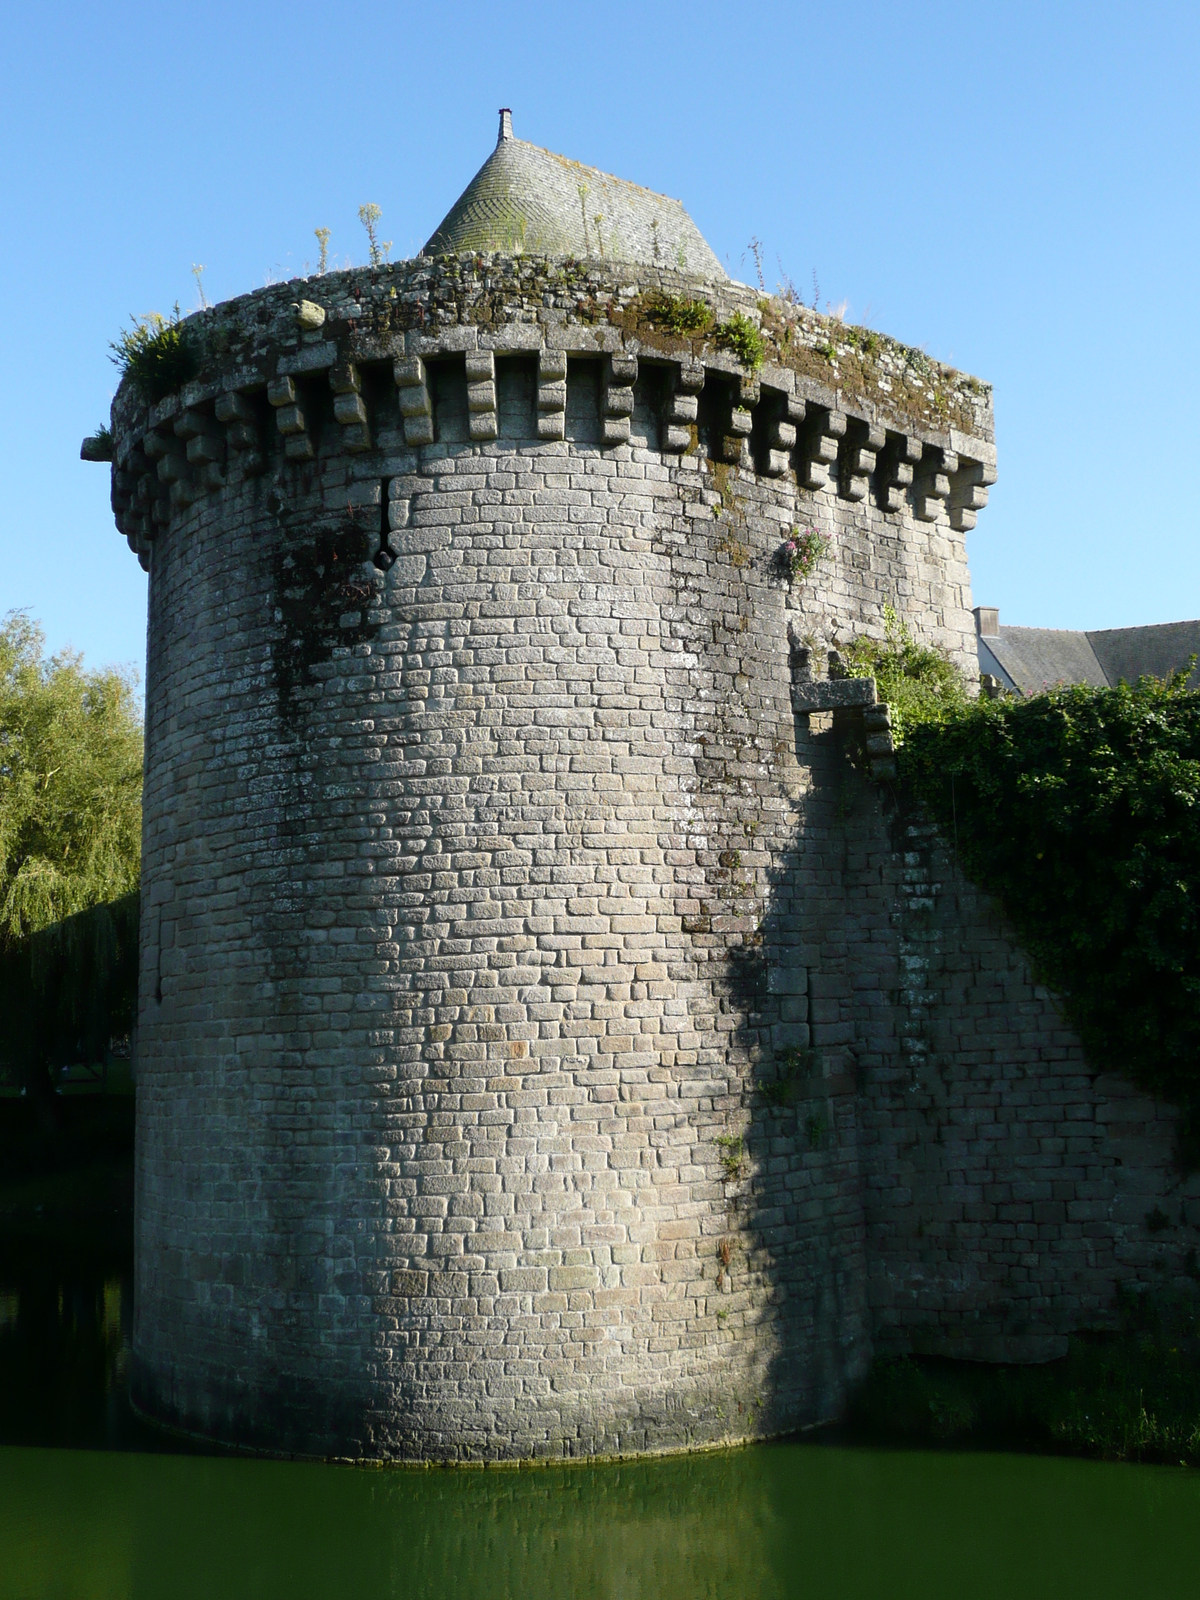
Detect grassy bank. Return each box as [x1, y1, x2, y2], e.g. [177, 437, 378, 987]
[849, 1290, 1200, 1465]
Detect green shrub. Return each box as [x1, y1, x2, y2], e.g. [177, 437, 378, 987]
[110, 307, 198, 402]
[840, 606, 1200, 1128]
[843, 603, 968, 744]
[717, 312, 765, 370]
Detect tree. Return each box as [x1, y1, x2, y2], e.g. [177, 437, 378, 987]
[0, 611, 142, 945]
[0, 613, 142, 1111]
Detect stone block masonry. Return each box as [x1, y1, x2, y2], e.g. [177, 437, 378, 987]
[108, 248, 1195, 1462]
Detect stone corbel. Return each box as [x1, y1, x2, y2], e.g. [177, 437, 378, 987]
[129, 461, 157, 532]
[174, 408, 225, 492]
[128, 529, 151, 571]
[663, 358, 704, 454]
[329, 362, 371, 453]
[465, 351, 498, 441]
[395, 356, 433, 446]
[112, 446, 147, 530]
[764, 394, 805, 477]
[949, 456, 998, 532]
[214, 392, 263, 477]
[603, 352, 637, 446]
[798, 408, 846, 490]
[719, 372, 757, 468]
[878, 433, 923, 513]
[136, 457, 171, 531]
[537, 349, 567, 441]
[267, 375, 314, 461]
[914, 446, 957, 523]
[142, 428, 170, 465]
[863, 702, 897, 780]
[840, 421, 885, 503]
[111, 472, 132, 528]
[146, 425, 193, 508]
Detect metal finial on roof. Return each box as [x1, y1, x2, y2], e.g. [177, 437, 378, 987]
[498, 108, 513, 142]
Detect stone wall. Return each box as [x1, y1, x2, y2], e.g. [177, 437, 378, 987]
[116, 254, 1194, 1462]
[785, 721, 1200, 1365]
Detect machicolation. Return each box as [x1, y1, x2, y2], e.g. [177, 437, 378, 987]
[100, 113, 1200, 1461]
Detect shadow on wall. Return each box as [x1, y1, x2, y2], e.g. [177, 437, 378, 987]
[732, 710, 876, 1426]
[735, 707, 1200, 1404]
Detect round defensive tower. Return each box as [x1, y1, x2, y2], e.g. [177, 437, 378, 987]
[104, 113, 995, 1459]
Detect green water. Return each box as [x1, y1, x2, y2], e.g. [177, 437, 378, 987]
[4, 1441, 1200, 1600]
[2, 1259, 1200, 1598]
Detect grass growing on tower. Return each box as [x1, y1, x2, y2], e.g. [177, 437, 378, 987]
[110, 308, 198, 402]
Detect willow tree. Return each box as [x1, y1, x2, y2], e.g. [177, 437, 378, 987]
[0, 612, 142, 1103]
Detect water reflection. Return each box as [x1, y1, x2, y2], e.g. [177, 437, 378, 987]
[4, 1440, 1200, 1600]
[0, 1261, 144, 1450]
[2, 1269, 1200, 1599]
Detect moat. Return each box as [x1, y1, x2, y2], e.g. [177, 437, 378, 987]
[3, 1256, 1199, 1599]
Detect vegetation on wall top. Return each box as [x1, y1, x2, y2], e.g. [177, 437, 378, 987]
[643, 290, 713, 336]
[103, 257, 990, 449]
[897, 664, 1200, 1140]
[716, 312, 766, 371]
[110, 307, 199, 403]
[836, 609, 1200, 1140]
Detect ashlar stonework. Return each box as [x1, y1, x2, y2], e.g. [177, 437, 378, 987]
[100, 119, 1200, 1460]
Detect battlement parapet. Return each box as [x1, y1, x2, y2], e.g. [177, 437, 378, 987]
[105, 256, 994, 570]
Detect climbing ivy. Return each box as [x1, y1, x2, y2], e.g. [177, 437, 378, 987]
[900, 672, 1200, 1133]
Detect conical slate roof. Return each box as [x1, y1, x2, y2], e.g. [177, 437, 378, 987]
[423, 111, 726, 279]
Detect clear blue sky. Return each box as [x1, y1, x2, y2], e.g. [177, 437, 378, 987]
[2, 0, 1197, 675]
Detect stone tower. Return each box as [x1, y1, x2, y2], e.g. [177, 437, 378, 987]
[106, 112, 1020, 1460]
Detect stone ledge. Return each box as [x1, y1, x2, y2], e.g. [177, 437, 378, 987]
[791, 678, 877, 712]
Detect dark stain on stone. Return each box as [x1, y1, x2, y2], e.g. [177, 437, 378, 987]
[269, 508, 381, 721]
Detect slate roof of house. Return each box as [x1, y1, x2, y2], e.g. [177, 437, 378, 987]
[976, 610, 1200, 695]
[423, 110, 726, 279]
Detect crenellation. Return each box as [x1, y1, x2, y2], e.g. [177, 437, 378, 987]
[107, 292, 1000, 558]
